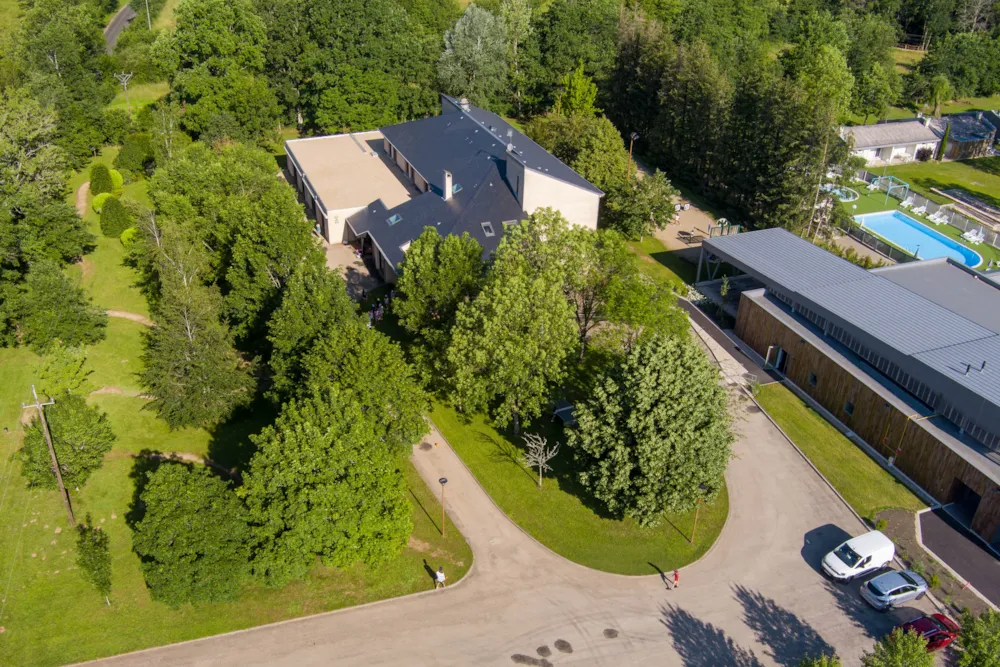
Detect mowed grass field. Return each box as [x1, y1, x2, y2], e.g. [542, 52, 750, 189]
[431, 403, 728, 575]
[0, 152, 473, 666]
[756, 383, 925, 520]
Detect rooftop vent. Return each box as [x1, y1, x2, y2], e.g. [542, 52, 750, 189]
[443, 170, 454, 201]
[458, 97, 470, 111]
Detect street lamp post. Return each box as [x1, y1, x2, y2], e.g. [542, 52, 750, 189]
[626, 132, 639, 182]
[439, 477, 448, 537]
[689, 484, 709, 545]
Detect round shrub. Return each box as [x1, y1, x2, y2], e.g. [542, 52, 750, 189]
[89, 164, 113, 195]
[92, 192, 113, 214]
[109, 169, 124, 193]
[119, 226, 138, 252]
[100, 197, 132, 237]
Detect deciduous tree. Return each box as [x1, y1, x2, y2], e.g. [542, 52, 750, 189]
[437, 4, 509, 108]
[569, 333, 732, 526]
[19, 393, 115, 489]
[132, 464, 251, 606]
[76, 516, 112, 605]
[36, 341, 90, 396]
[16, 261, 108, 350]
[605, 170, 679, 240]
[241, 387, 412, 586]
[554, 62, 598, 117]
[956, 609, 1000, 667]
[861, 628, 933, 667]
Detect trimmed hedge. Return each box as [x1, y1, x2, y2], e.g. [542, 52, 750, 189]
[100, 197, 132, 237]
[89, 164, 113, 195]
[92, 192, 113, 214]
[120, 226, 138, 251]
[109, 168, 124, 193]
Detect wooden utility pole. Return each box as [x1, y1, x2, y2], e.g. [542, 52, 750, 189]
[626, 132, 640, 182]
[23, 386, 75, 526]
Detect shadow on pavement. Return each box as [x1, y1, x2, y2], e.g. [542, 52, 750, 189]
[801, 524, 852, 575]
[732, 584, 835, 666]
[661, 604, 763, 667]
[821, 572, 922, 640]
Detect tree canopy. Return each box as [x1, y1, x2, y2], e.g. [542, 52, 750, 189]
[861, 628, 933, 667]
[241, 387, 413, 586]
[569, 333, 733, 526]
[438, 5, 509, 108]
[132, 464, 251, 606]
[956, 609, 1000, 667]
[20, 393, 116, 490]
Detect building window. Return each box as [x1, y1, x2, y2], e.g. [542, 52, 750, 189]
[481, 222, 496, 237]
[387, 214, 402, 226]
[844, 400, 855, 416]
[808, 372, 818, 387]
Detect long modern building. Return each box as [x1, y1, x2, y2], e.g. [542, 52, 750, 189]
[284, 95, 603, 281]
[701, 228, 1000, 546]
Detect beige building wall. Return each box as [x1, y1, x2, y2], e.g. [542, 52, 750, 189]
[520, 169, 600, 230]
[325, 205, 367, 244]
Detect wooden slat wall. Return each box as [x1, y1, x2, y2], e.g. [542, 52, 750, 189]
[736, 294, 1000, 543]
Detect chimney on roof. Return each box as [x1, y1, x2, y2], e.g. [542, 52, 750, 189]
[443, 170, 453, 202]
[458, 97, 470, 112]
[922, 116, 931, 127]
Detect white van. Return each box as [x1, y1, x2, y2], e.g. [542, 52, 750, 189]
[821, 530, 895, 582]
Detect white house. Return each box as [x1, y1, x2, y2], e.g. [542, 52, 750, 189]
[840, 119, 940, 165]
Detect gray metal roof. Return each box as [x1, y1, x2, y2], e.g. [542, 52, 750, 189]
[841, 120, 939, 150]
[703, 228, 1000, 436]
[930, 113, 998, 144]
[874, 259, 1000, 334]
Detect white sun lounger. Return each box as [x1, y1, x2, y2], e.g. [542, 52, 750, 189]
[900, 197, 915, 209]
[911, 205, 926, 215]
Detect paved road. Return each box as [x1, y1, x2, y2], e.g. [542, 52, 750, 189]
[921, 508, 1000, 606]
[104, 4, 137, 52]
[90, 393, 933, 667]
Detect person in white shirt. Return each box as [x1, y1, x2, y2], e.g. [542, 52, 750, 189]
[435, 567, 447, 589]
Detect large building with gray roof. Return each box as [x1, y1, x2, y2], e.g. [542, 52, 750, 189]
[840, 119, 940, 165]
[285, 94, 602, 281]
[700, 228, 1000, 545]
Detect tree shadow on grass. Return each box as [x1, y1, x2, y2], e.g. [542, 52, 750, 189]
[409, 487, 440, 535]
[660, 603, 763, 667]
[206, 398, 276, 476]
[732, 584, 835, 666]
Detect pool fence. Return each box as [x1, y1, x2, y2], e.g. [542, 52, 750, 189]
[855, 170, 1000, 259]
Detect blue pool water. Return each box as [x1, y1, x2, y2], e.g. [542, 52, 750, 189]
[855, 210, 982, 267]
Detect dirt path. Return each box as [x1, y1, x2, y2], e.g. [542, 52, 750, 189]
[107, 310, 155, 327]
[90, 386, 148, 398]
[76, 182, 89, 217]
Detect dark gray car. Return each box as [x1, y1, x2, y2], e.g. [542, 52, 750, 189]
[860, 570, 928, 611]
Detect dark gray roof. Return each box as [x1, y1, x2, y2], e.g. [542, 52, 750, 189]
[380, 95, 603, 196]
[841, 120, 939, 150]
[930, 113, 998, 144]
[874, 259, 1000, 334]
[704, 228, 1000, 436]
[347, 161, 524, 269]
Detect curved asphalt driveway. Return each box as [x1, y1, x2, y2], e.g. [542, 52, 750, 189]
[87, 391, 934, 667]
[104, 4, 137, 52]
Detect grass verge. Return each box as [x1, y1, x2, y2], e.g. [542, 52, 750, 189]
[431, 403, 728, 575]
[756, 383, 925, 519]
[628, 236, 695, 288]
[107, 81, 169, 114]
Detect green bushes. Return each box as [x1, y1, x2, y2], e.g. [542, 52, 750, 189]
[92, 192, 113, 214]
[115, 133, 156, 178]
[109, 169, 124, 192]
[89, 164, 113, 195]
[100, 197, 132, 237]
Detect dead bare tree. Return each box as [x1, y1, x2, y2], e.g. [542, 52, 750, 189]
[521, 433, 560, 488]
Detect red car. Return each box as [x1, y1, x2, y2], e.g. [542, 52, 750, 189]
[895, 614, 960, 652]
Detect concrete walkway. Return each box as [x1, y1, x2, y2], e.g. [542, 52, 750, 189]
[90, 407, 933, 665]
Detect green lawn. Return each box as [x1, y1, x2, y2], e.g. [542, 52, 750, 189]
[891, 48, 923, 74]
[431, 403, 728, 575]
[628, 236, 694, 288]
[882, 157, 1000, 210]
[756, 383, 925, 520]
[0, 0, 19, 30]
[843, 188, 1000, 268]
[107, 81, 169, 115]
[0, 150, 473, 665]
[152, 0, 179, 30]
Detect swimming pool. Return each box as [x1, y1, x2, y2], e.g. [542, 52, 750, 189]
[855, 210, 982, 267]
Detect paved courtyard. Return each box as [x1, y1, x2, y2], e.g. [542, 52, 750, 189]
[90, 372, 935, 666]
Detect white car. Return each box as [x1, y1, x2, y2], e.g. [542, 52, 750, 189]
[821, 530, 895, 582]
